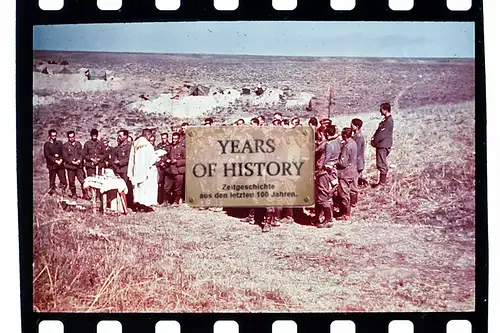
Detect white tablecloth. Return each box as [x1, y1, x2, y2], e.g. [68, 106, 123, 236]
[83, 175, 128, 194]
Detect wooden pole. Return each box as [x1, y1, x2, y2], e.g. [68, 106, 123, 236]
[328, 87, 333, 119]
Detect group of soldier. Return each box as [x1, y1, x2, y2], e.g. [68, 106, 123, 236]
[42, 124, 189, 212]
[42, 102, 393, 231]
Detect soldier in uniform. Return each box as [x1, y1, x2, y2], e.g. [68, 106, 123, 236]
[291, 117, 300, 127]
[319, 118, 332, 136]
[99, 137, 114, 171]
[336, 128, 358, 220]
[179, 122, 189, 146]
[43, 129, 67, 195]
[63, 131, 86, 199]
[315, 130, 327, 173]
[156, 133, 170, 205]
[351, 118, 367, 204]
[314, 162, 336, 228]
[371, 103, 394, 187]
[83, 128, 104, 176]
[164, 132, 186, 206]
[322, 125, 341, 169]
[113, 129, 134, 209]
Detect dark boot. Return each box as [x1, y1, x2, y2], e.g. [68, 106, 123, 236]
[358, 177, 369, 187]
[323, 206, 333, 222]
[371, 173, 387, 188]
[380, 173, 388, 184]
[350, 193, 358, 207]
[240, 209, 255, 223]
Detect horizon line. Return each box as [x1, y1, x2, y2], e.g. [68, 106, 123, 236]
[33, 49, 475, 60]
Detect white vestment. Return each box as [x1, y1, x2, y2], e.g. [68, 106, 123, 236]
[127, 137, 159, 206]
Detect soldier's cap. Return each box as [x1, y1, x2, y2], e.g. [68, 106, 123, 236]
[320, 118, 332, 124]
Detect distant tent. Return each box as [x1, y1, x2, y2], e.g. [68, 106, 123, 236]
[86, 69, 107, 81]
[60, 60, 69, 65]
[255, 87, 265, 96]
[48, 60, 57, 65]
[41, 67, 50, 75]
[59, 67, 72, 74]
[242, 88, 251, 95]
[189, 85, 210, 96]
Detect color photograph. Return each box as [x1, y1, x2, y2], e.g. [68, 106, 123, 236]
[32, 21, 475, 313]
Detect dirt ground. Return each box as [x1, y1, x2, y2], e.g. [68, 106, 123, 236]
[32, 51, 475, 312]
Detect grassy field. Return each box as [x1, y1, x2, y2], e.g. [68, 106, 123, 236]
[33, 52, 475, 312]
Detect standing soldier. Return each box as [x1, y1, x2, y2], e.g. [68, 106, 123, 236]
[351, 118, 367, 192]
[322, 125, 341, 170]
[179, 122, 189, 146]
[336, 128, 358, 220]
[83, 129, 104, 176]
[371, 103, 394, 187]
[113, 129, 134, 209]
[63, 131, 86, 199]
[314, 162, 336, 228]
[99, 137, 114, 171]
[156, 133, 170, 205]
[164, 132, 186, 206]
[43, 129, 67, 195]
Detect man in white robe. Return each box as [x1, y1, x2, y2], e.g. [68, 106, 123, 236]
[127, 128, 159, 212]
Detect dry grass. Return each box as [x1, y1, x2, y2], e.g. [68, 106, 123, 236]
[33, 102, 475, 313]
[33, 52, 475, 312]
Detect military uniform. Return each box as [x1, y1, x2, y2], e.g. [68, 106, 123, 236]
[155, 141, 170, 204]
[336, 138, 358, 217]
[315, 168, 335, 227]
[179, 133, 187, 203]
[164, 142, 186, 205]
[99, 145, 114, 170]
[371, 115, 394, 184]
[83, 139, 104, 176]
[315, 140, 327, 172]
[43, 140, 67, 194]
[63, 141, 86, 198]
[351, 131, 366, 200]
[113, 141, 134, 208]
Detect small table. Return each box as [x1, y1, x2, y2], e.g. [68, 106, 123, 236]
[83, 175, 129, 214]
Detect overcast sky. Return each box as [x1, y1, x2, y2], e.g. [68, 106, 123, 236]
[33, 21, 474, 58]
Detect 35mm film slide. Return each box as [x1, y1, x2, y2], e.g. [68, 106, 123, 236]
[19, 0, 487, 332]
